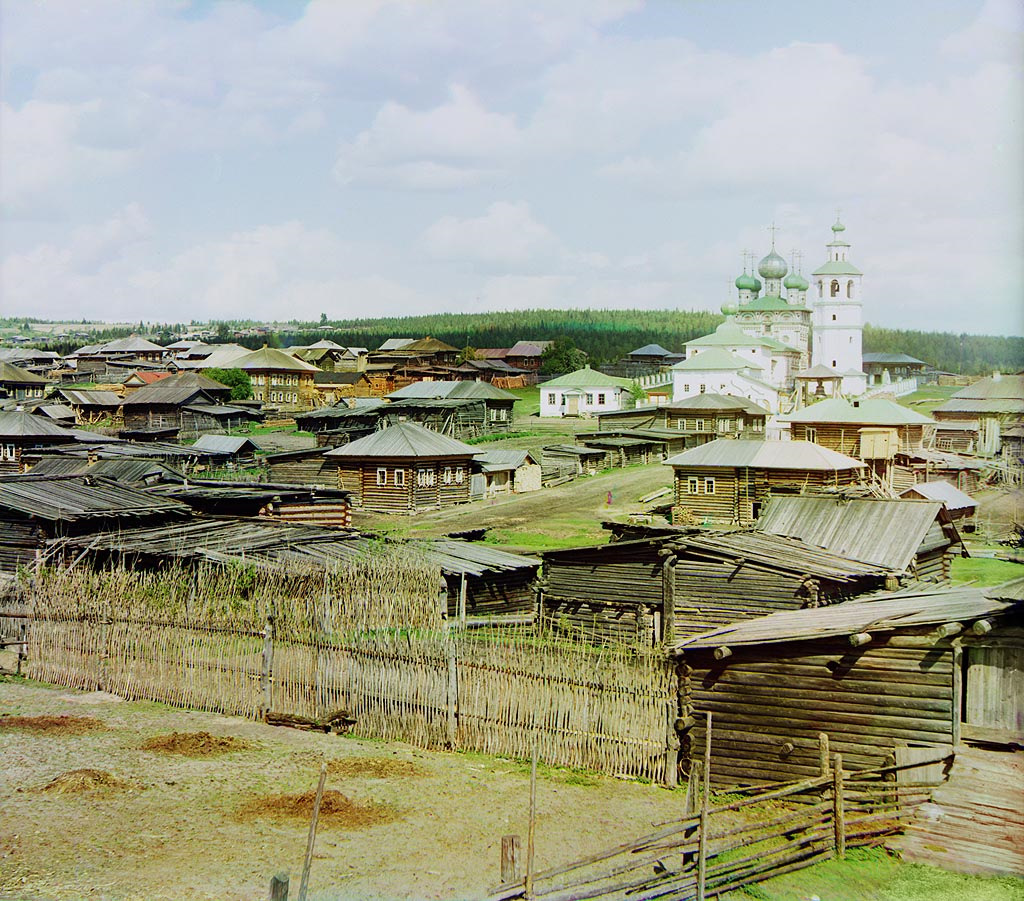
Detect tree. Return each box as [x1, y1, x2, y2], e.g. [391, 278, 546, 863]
[205, 368, 253, 401]
[457, 345, 478, 364]
[319, 312, 329, 326]
[540, 336, 588, 374]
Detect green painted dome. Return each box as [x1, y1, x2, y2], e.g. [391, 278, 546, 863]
[757, 248, 787, 279]
[832, 218, 846, 234]
[751, 275, 763, 293]
[784, 271, 808, 291]
[735, 272, 757, 292]
[720, 301, 739, 316]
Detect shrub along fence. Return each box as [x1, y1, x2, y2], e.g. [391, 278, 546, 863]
[17, 561, 676, 782]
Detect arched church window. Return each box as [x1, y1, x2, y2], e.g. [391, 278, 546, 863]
[830, 280, 840, 297]
[832, 314, 837, 321]
[818, 280, 824, 297]
[846, 280, 854, 298]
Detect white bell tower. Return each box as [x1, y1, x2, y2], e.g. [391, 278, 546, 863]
[811, 216, 865, 395]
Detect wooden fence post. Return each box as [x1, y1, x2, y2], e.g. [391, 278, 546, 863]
[833, 753, 846, 860]
[445, 626, 458, 749]
[298, 762, 327, 901]
[685, 759, 702, 815]
[16, 621, 27, 677]
[664, 699, 679, 789]
[501, 835, 522, 883]
[696, 711, 712, 901]
[261, 615, 275, 719]
[525, 736, 538, 901]
[269, 872, 289, 900]
[818, 732, 830, 780]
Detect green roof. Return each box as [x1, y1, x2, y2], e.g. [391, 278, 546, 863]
[781, 397, 936, 426]
[541, 366, 634, 389]
[811, 260, 863, 276]
[740, 296, 808, 313]
[671, 348, 763, 372]
[688, 320, 768, 348]
[233, 346, 320, 372]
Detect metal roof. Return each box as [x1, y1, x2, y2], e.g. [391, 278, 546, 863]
[671, 348, 763, 372]
[675, 584, 1020, 651]
[540, 366, 634, 389]
[629, 344, 674, 357]
[782, 397, 936, 426]
[663, 439, 865, 471]
[0, 474, 190, 522]
[472, 449, 535, 472]
[947, 373, 1024, 401]
[900, 481, 977, 511]
[323, 421, 475, 459]
[755, 495, 952, 571]
[862, 353, 927, 365]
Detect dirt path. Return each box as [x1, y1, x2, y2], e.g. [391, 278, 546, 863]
[0, 679, 686, 901]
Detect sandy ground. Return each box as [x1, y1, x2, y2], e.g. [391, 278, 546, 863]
[0, 678, 687, 901]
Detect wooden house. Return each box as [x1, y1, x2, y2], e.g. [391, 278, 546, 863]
[231, 346, 319, 410]
[121, 370, 173, 393]
[575, 435, 666, 468]
[505, 340, 551, 375]
[540, 531, 893, 646]
[0, 360, 48, 402]
[189, 435, 262, 466]
[861, 352, 928, 387]
[311, 371, 374, 405]
[663, 439, 865, 525]
[162, 480, 352, 528]
[324, 422, 476, 513]
[541, 444, 608, 477]
[448, 358, 528, 389]
[756, 495, 964, 582]
[933, 372, 1024, 456]
[387, 380, 518, 434]
[782, 397, 936, 486]
[892, 448, 984, 495]
[901, 481, 978, 529]
[120, 371, 236, 433]
[0, 411, 79, 474]
[264, 447, 336, 486]
[673, 583, 1023, 786]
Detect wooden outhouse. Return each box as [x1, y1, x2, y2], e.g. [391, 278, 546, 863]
[325, 422, 475, 513]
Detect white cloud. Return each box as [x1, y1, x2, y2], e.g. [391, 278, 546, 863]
[419, 202, 559, 267]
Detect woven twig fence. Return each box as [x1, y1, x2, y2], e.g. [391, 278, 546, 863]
[22, 562, 676, 781]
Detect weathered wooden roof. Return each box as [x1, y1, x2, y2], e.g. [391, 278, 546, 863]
[665, 393, 769, 414]
[675, 583, 1021, 651]
[0, 474, 190, 522]
[0, 411, 76, 439]
[0, 360, 48, 384]
[56, 388, 121, 408]
[781, 397, 935, 426]
[323, 421, 475, 459]
[663, 439, 865, 471]
[27, 457, 184, 484]
[122, 372, 231, 407]
[472, 449, 536, 472]
[900, 481, 977, 512]
[190, 435, 262, 455]
[388, 380, 517, 401]
[756, 495, 953, 571]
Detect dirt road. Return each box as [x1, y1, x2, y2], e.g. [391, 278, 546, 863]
[0, 678, 685, 901]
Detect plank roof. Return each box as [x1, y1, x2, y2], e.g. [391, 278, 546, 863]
[387, 380, 517, 401]
[56, 388, 121, 408]
[755, 495, 952, 570]
[663, 439, 865, 471]
[900, 480, 977, 512]
[323, 421, 475, 459]
[121, 371, 232, 406]
[96, 337, 166, 354]
[231, 346, 320, 372]
[0, 411, 77, 439]
[0, 360, 47, 385]
[0, 474, 190, 521]
[675, 584, 1020, 651]
[190, 435, 262, 455]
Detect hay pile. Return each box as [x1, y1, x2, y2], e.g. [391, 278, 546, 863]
[140, 731, 251, 756]
[327, 757, 423, 779]
[39, 769, 134, 795]
[0, 715, 105, 735]
[237, 789, 397, 829]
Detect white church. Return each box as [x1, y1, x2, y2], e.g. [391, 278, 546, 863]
[671, 217, 867, 411]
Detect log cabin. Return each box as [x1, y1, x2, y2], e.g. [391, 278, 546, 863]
[0, 360, 48, 402]
[663, 439, 865, 525]
[0, 411, 79, 474]
[900, 481, 977, 529]
[673, 582, 1023, 787]
[540, 531, 893, 646]
[933, 372, 1024, 456]
[325, 421, 476, 513]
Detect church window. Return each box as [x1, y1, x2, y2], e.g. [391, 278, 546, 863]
[830, 280, 840, 297]
[818, 280, 824, 297]
[683, 384, 690, 393]
[832, 360, 837, 368]
[846, 280, 854, 298]
[832, 314, 837, 321]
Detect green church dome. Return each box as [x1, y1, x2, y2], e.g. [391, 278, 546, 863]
[784, 271, 808, 291]
[757, 248, 787, 280]
[735, 272, 757, 292]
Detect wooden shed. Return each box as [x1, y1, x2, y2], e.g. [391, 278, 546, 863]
[900, 481, 978, 528]
[663, 439, 865, 525]
[673, 583, 1023, 789]
[539, 531, 892, 646]
[324, 422, 475, 513]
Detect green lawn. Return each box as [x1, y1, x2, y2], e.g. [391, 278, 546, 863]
[951, 553, 1023, 587]
[507, 385, 541, 416]
[898, 385, 959, 414]
[728, 847, 1024, 901]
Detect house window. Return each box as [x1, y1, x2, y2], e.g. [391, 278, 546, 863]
[455, 467, 464, 484]
[806, 427, 817, 443]
[718, 418, 731, 432]
[417, 468, 435, 487]
[597, 393, 605, 405]
[687, 477, 699, 494]
[696, 419, 706, 431]
[444, 467, 453, 485]
[547, 393, 556, 404]
[394, 469, 405, 487]
[585, 393, 594, 405]
[704, 478, 715, 494]
[683, 384, 690, 393]
[2, 444, 15, 460]
[832, 314, 837, 321]
[376, 468, 387, 486]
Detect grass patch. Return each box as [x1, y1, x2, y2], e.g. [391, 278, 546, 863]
[507, 386, 540, 417]
[951, 555, 1023, 587]
[483, 525, 605, 551]
[730, 846, 1024, 900]
[899, 385, 959, 414]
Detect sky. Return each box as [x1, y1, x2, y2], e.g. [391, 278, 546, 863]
[1, 0, 1022, 335]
